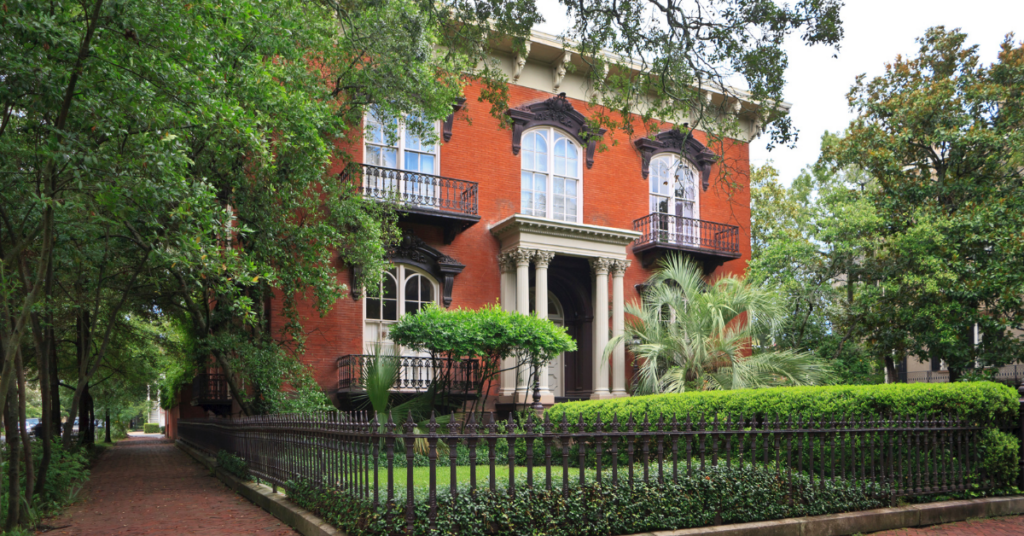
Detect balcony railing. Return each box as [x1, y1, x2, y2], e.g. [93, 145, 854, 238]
[191, 373, 232, 407]
[348, 163, 478, 217]
[633, 213, 741, 256]
[337, 354, 480, 393]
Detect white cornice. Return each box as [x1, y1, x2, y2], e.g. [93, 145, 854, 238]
[490, 214, 640, 247]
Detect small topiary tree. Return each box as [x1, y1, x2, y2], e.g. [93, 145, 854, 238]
[389, 303, 576, 413]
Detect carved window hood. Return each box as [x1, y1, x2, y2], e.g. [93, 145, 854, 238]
[634, 129, 718, 191]
[353, 234, 465, 308]
[507, 94, 607, 169]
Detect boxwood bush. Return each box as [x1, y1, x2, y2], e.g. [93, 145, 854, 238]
[288, 464, 888, 536]
[545, 383, 1020, 489]
[143, 423, 160, 434]
[217, 450, 250, 480]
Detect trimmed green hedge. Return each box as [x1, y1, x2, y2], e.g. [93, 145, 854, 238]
[546, 383, 1018, 428]
[288, 464, 887, 536]
[143, 423, 160, 434]
[217, 450, 250, 480]
[546, 383, 1020, 489]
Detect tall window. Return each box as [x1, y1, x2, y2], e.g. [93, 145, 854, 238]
[364, 110, 440, 206]
[363, 266, 438, 353]
[649, 155, 700, 244]
[521, 127, 582, 222]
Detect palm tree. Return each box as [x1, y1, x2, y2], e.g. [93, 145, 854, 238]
[608, 254, 832, 394]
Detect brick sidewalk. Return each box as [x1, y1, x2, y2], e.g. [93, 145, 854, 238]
[41, 436, 297, 535]
[870, 515, 1024, 535]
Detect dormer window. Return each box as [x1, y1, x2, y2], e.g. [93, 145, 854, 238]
[520, 127, 582, 223]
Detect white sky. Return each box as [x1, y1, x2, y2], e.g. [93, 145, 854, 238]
[534, 0, 1023, 184]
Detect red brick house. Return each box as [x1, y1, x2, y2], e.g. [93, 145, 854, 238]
[175, 30, 777, 425]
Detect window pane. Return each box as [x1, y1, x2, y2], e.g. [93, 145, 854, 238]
[522, 191, 534, 213]
[382, 273, 397, 299]
[554, 177, 564, 195]
[405, 276, 419, 303]
[405, 301, 420, 315]
[566, 179, 576, 197]
[567, 198, 577, 220]
[536, 192, 546, 215]
[366, 299, 381, 320]
[534, 175, 546, 192]
[521, 171, 532, 190]
[420, 278, 432, 301]
[382, 299, 398, 321]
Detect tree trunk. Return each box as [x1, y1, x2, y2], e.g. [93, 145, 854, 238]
[78, 384, 93, 446]
[4, 381, 21, 530]
[16, 349, 34, 504]
[104, 408, 111, 443]
[48, 323, 60, 439]
[884, 356, 898, 384]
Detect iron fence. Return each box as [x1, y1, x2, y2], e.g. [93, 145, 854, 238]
[178, 411, 989, 533]
[633, 213, 740, 255]
[898, 366, 1024, 385]
[347, 163, 479, 216]
[337, 354, 480, 393]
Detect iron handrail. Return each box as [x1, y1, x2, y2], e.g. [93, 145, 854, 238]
[346, 163, 479, 216]
[633, 213, 740, 255]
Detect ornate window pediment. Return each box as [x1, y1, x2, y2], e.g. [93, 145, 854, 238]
[508, 94, 606, 169]
[353, 234, 464, 308]
[634, 129, 717, 191]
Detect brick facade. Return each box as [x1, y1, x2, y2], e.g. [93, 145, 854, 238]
[272, 80, 752, 404]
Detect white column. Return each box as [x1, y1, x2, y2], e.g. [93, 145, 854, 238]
[590, 258, 612, 399]
[498, 252, 517, 396]
[513, 248, 534, 395]
[611, 259, 630, 397]
[533, 251, 556, 403]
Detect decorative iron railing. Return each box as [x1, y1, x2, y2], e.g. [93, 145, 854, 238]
[633, 213, 740, 255]
[898, 365, 1024, 385]
[337, 354, 480, 393]
[191, 373, 232, 406]
[178, 412, 990, 534]
[347, 163, 479, 217]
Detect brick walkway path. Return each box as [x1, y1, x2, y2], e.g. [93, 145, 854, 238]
[870, 515, 1024, 535]
[42, 436, 297, 535]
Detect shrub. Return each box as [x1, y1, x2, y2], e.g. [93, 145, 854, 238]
[143, 423, 160, 434]
[287, 464, 888, 536]
[1, 440, 90, 523]
[217, 450, 250, 480]
[545, 383, 1020, 489]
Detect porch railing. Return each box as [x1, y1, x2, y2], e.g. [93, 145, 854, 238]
[337, 354, 480, 393]
[347, 163, 479, 216]
[178, 412, 989, 533]
[633, 213, 740, 255]
[191, 373, 232, 406]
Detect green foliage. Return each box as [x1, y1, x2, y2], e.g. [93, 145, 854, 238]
[617, 254, 833, 394]
[748, 162, 883, 385]
[288, 464, 885, 536]
[142, 423, 160, 434]
[820, 28, 1024, 380]
[1, 442, 89, 526]
[217, 450, 250, 481]
[979, 428, 1020, 489]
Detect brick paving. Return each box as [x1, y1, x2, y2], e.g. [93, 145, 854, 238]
[869, 515, 1024, 535]
[41, 436, 297, 535]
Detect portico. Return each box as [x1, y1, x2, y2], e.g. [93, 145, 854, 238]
[491, 214, 639, 405]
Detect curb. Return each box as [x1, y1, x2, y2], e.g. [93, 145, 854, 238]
[175, 440, 344, 536]
[629, 496, 1024, 536]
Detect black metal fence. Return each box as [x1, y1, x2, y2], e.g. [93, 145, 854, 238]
[348, 163, 479, 216]
[633, 213, 740, 255]
[179, 411, 990, 532]
[337, 355, 481, 393]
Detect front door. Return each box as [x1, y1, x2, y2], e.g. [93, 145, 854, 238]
[547, 293, 566, 397]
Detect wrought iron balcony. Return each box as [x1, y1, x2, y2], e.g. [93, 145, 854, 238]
[337, 354, 480, 394]
[346, 163, 480, 243]
[632, 213, 741, 269]
[191, 373, 232, 413]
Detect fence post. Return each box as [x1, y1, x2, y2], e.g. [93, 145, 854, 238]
[1018, 383, 1024, 490]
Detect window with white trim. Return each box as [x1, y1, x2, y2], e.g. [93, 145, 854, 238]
[363, 266, 438, 353]
[649, 154, 700, 245]
[520, 127, 582, 222]
[364, 111, 439, 174]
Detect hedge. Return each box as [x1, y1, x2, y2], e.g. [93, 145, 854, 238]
[288, 464, 887, 536]
[545, 383, 1020, 488]
[217, 450, 250, 480]
[143, 423, 160, 434]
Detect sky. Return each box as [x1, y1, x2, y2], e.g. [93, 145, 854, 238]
[534, 0, 1023, 185]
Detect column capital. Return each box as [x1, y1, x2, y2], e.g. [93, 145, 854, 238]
[498, 251, 517, 273]
[532, 250, 556, 268]
[511, 248, 534, 267]
[610, 259, 631, 277]
[589, 257, 613, 276]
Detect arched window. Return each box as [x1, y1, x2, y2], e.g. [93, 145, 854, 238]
[363, 265, 438, 353]
[521, 127, 582, 222]
[649, 155, 700, 244]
